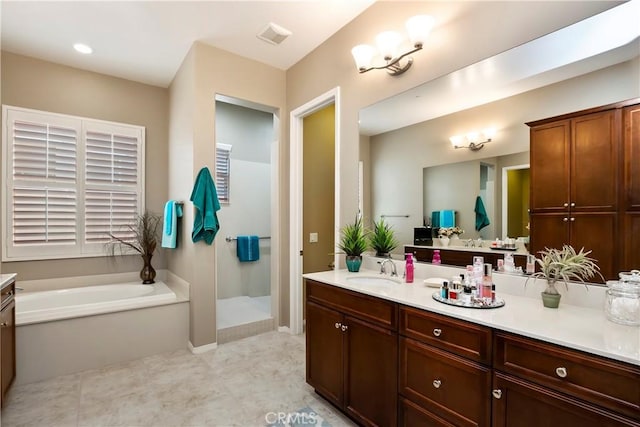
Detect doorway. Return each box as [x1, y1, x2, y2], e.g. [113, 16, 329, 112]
[214, 94, 279, 344]
[289, 87, 341, 335]
[501, 164, 530, 239]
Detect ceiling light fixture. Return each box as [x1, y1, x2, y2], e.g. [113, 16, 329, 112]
[73, 43, 93, 54]
[450, 128, 496, 151]
[351, 14, 435, 76]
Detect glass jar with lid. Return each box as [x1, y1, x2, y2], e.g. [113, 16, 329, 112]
[604, 270, 640, 326]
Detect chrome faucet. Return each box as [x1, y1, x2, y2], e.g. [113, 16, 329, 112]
[379, 258, 398, 277]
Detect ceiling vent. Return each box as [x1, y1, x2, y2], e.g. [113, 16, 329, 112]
[257, 22, 292, 45]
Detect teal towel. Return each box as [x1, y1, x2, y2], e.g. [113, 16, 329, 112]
[161, 200, 183, 249]
[190, 167, 221, 245]
[439, 210, 455, 227]
[475, 196, 491, 231]
[431, 211, 440, 228]
[236, 235, 260, 262]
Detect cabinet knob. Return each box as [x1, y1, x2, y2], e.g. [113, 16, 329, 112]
[563, 217, 569, 222]
[555, 367, 568, 378]
[432, 379, 441, 389]
[570, 202, 575, 207]
[432, 328, 442, 337]
[341, 324, 348, 332]
[0, 322, 7, 327]
[335, 322, 341, 329]
[492, 389, 502, 399]
[563, 202, 569, 207]
[570, 217, 575, 222]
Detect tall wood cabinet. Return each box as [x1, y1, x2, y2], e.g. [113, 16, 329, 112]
[623, 103, 640, 271]
[528, 98, 640, 279]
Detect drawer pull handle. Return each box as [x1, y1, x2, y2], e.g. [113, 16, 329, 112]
[335, 322, 341, 329]
[492, 389, 502, 399]
[556, 367, 568, 378]
[341, 325, 348, 332]
[432, 380, 441, 389]
[433, 328, 442, 337]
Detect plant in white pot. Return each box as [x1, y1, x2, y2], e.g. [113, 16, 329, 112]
[338, 215, 368, 272]
[527, 245, 602, 308]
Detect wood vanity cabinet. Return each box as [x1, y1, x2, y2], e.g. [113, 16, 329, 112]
[398, 306, 492, 427]
[493, 332, 640, 426]
[1, 278, 16, 407]
[305, 280, 398, 427]
[527, 100, 640, 280]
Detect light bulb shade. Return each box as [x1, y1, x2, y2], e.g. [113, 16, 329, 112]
[482, 128, 497, 140]
[450, 135, 464, 148]
[405, 15, 435, 47]
[375, 31, 402, 60]
[351, 44, 376, 71]
[466, 132, 479, 144]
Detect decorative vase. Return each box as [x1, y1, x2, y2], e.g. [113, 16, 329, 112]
[451, 234, 459, 240]
[140, 254, 156, 284]
[439, 237, 450, 247]
[345, 255, 363, 272]
[541, 280, 561, 308]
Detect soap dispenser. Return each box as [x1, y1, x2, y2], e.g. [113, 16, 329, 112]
[405, 253, 414, 283]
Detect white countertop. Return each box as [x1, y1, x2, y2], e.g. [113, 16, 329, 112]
[1, 273, 16, 291]
[303, 268, 640, 367]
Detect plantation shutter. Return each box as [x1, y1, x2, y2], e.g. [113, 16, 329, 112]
[84, 122, 143, 246]
[215, 143, 232, 203]
[5, 110, 81, 259]
[3, 106, 145, 261]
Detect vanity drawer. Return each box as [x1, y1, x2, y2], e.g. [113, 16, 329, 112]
[305, 280, 397, 330]
[400, 306, 492, 364]
[494, 332, 640, 421]
[400, 337, 492, 427]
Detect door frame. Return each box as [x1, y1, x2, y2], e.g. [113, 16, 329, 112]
[501, 163, 530, 238]
[289, 87, 341, 335]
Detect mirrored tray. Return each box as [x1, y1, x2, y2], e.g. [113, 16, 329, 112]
[432, 292, 505, 309]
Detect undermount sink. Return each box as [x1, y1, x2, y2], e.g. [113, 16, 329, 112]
[346, 276, 401, 286]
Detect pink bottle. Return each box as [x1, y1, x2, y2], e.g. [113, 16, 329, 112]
[432, 249, 441, 264]
[405, 253, 414, 283]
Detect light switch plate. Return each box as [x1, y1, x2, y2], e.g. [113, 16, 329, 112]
[309, 232, 318, 243]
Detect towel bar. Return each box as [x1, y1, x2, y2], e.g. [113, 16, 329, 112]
[381, 214, 409, 218]
[225, 236, 271, 242]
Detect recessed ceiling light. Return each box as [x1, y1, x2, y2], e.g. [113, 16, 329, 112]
[73, 43, 93, 54]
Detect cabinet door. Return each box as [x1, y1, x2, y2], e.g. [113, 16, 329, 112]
[1, 300, 15, 407]
[305, 301, 344, 408]
[571, 111, 619, 211]
[569, 212, 617, 280]
[399, 397, 456, 427]
[530, 121, 570, 212]
[344, 314, 398, 427]
[622, 212, 640, 272]
[492, 372, 639, 427]
[529, 213, 569, 257]
[624, 104, 640, 210]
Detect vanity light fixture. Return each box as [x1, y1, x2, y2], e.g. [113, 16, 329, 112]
[351, 14, 435, 76]
[450, 128, 496, 151]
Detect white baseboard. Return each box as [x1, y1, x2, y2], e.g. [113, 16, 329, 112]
[188, 340, 217, 354]
[278, 326, 291, 333]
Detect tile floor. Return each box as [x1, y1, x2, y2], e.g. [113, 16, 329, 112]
[1, 331, 356, 427]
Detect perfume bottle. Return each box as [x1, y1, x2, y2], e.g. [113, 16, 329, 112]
[432, 249, 441, 264]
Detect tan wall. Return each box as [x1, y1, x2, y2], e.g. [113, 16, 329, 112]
[168, 43, 286, 346]
[303, 105, 335, 273]
[1, 52, 169, 280]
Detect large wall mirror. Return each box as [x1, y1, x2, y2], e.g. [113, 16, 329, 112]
[359, 7, 640, 269]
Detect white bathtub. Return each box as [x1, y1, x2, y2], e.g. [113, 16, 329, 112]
[16, 281, 177, 325]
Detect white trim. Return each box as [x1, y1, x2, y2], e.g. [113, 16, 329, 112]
[289, 87, 340, 335]
[188, 340, 218, 354]
[501, 163, 530, 238]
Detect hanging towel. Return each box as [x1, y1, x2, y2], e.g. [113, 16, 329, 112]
[161, 200, 183, 249]
[431, 211, 440, 228]
[439, 210, 455, 227]
[190, 167, 221, 245]
[475, 196, 491, 231]
[236, 235, 260, 262]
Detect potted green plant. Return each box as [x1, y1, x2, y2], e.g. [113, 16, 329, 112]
[369, 218, 399, 257]
[338, 215, 368, 272]
[106, 211, 162, 284]
[527, 245, 602, 308]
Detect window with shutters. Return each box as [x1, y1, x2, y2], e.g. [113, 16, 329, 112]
[215, 143, 232, 204]
[2, 106, 145, 261]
